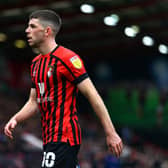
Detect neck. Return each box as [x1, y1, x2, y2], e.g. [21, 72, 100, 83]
[36, 38, 58, 55]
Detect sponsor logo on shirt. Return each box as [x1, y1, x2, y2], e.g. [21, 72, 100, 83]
[37, 97, 53, 103]
[70, 56, 82, 69]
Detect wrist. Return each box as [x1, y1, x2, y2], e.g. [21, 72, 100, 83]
[11, 116, 18, 123]
[104, 126, 116, 136]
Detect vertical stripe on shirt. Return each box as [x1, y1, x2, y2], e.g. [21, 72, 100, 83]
[36, 58, 46, 142]
[50, 58, 58, 142]
[46, 56, 55, 142]
[57, 76, 66, 141]
[70, 87, 78, 144]
[41, 57, 49, 143]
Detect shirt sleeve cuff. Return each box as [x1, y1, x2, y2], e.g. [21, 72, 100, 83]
[73, 73, 89, 84]
[32, 82, 36, 88]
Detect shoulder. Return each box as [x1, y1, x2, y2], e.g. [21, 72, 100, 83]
[52, 45, 80, 62]
[53, 46, 85, 70]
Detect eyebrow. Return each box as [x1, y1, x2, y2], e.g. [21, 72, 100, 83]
[28, 23, 37, 27]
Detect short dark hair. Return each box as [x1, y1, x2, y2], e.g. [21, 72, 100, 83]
[29, 9, 62, 36]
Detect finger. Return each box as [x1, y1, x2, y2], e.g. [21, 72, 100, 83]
[113, 143, 123, 158]
[4, 127, 11, 137]
[111, 145, 115, 154]
[4, 126, 10, 136]
[6, 131, 13, 139]
[4, 126, 13, 139]
[116, 144, 122, 157]
[114, 146, 120, 158]
[119, 141, 123, 152]
[116, 142, 122, 155]
[109, 145, 119, 158]
[6, 133, 13, 139]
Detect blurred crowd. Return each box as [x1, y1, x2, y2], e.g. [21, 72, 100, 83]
[0, 82, 168, 168]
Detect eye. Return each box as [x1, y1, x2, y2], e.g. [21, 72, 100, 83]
[29, 24, 36, 28]
[31, 25, 36, 28]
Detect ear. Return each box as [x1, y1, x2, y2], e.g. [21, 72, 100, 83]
[45, 26, 52, 36]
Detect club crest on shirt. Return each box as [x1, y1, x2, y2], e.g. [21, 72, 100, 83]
[33, 70, 36, 77]
[70, 56, 82, 69]
[47, 65, 54, 77]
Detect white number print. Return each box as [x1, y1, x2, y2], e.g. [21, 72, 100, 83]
[38, 82, 45, 96]
[42, 152, 56, 168]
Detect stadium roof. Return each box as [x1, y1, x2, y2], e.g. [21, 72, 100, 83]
[0, 0, 168, 60]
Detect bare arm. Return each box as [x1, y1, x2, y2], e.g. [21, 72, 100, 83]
[77, 78, 123, 157]
[4, 88, 39, 139]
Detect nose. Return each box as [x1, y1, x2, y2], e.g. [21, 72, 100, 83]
[25, 27, 29, 33]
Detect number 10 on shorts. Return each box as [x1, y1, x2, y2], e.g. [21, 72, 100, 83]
[42, 152, 56, 167]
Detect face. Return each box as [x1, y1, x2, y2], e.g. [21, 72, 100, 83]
[25, 18, 46, 48]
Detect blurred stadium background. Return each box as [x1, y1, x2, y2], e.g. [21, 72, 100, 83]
[1, 0, 168, 167]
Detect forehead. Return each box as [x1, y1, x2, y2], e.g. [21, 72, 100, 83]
[28, 18, 42, 26]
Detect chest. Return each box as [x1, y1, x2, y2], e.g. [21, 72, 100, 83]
[31, 57, 62, 84]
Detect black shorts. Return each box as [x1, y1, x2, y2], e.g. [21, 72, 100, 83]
[41, 141, 80, 168]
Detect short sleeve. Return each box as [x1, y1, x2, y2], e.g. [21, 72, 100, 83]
[59, 55, 88, 84]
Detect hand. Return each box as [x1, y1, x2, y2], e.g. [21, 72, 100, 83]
[106, 132, 123, 158]
[4, 118, 17, 139]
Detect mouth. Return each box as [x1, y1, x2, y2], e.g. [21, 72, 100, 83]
[28, 39, 32, 42]
[27, 35, 32, 40]
[27, 37, 33, 43]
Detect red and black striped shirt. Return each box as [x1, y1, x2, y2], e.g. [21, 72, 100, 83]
[30, 45, 88, 146]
